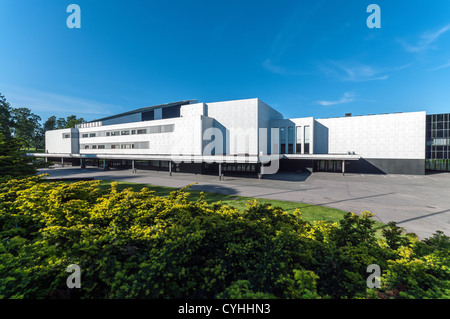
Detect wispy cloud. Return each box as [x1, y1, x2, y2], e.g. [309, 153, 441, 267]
[399, 24, 450, 52]
[262, 58, 292, 75]
[262, 58, 313, 76]
[1, 84, 118, 119]
[316, 92, 356, 106]
[430, 59, 450, 71]
[319, 60, 390, 82]
[318, 59, 411, 82]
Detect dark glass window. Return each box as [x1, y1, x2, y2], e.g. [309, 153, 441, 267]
[162, 105, 181, 119]
[142, 110, 155, 121]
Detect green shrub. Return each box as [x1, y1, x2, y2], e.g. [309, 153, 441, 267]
[0, 176, 448, 299]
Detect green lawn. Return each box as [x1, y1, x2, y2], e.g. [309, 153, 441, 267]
[96, 180, 387, 230]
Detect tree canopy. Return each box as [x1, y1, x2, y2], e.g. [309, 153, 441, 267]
[0, 92, 86, 150]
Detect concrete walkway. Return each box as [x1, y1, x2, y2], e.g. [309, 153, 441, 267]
[39, 166, 450, 239]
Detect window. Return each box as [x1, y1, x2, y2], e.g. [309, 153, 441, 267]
[161, 124, 174, 133]
[296, 126, 302, 154]
[304, 126, 311, 154]
[288, 126, 294, 154]
[120, 144, 135, 149]
[82, 133, 89, 138]
[98, 145, 105, 149]
[149, 126, 161, 134]
[92, 145, 97, 149]
[121, 130, 130, 135]
[110, 145, 116, 149]
[131, 130, 136, 135]
[62, 133, 71, 139]
[106, 132, 111, 137]
[84, 145, 89, 149]
[89, 133, 96, 138]
[111, 131, 120, 136]
[280, 127, 286, 154]
[137, 129, 147, 134]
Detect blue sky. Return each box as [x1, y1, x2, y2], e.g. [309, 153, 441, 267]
[0, 0, 449, 122]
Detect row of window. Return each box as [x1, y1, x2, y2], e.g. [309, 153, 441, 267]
[80, 142, 149, 150]
[427, 138, 450, 146]
[279, 125, 311, 154]
[80, 124, 175, 138]
[426, 114, 450, 123]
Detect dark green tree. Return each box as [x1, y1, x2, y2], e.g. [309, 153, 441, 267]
[0, 133, 37, 178]
[0, 93, 13, 139]
[65, 115, 85, 128]
[56, 117, 67, 129]
[55, 115, 85, 129]
[11, 108, 42, 150]
[43, 115, 57, 131]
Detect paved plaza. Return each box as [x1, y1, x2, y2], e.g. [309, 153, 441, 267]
[39, 166, 450, 239]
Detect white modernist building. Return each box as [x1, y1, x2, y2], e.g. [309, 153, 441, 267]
[39, 98, 427, 176]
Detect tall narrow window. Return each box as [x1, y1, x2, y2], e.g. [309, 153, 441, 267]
[296, 126, 302, 154]
[280, 127, 286, 154]
[288, 126, 294, 154]
[304, 126, 311, 154]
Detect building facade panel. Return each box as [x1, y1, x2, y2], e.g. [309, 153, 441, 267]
[315, 112, 426, 159]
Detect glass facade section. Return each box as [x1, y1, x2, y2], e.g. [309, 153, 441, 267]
[426, 113, 450, 171]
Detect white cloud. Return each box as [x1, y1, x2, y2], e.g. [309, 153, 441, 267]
[316, 92, 356, 106]
[399, 24, 450, 52]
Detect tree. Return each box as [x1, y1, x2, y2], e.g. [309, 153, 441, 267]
[43, 116, 57, 132]
[0, 133, 37, 178]
[55, 115, 85, 129]
[11, 108, 42, 150]
[56, 117, 67, 129]
[65, 115, 85, 128]
[0, 93, 13, 139]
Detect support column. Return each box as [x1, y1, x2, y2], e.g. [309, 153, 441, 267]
[132, 160, 136, 173]
[80, 158, 82, 168]
[169, 161, 172, 176]
[103, 159, 106, 169]
[219, 163, 222, 180]
[61, 157, 64, 167]
[342, 160, 345, 176]
[258, 163, 264, 179]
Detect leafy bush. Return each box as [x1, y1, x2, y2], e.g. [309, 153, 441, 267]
[0, 176, 448, 299]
